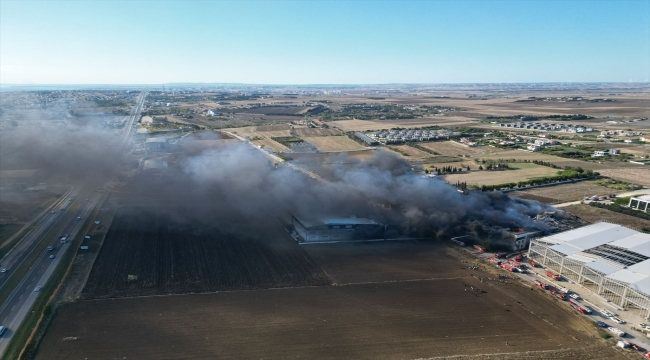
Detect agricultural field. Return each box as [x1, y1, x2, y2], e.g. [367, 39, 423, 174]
[598, 168, 650, 187]
[478, 149, 613, 170]
[255, 124, 291, 132]
[509, 180, 630, 204]
[81, 208, 330, 298]
[440, 166, 559, 186]
[418, 141, 500, 157]
[563, 204, 650, 230]
[329, 117, 478, 132]
[305, 136, 367, 152]
[37, 241, 623, 360]
[293, 127, 343, 137]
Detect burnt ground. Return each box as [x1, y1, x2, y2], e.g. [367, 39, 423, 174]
[81, 206, 330, 298]
[37, 241, 625, 360]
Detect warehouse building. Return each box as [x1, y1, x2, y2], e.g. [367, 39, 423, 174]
[528, 222, 650, 319]
[292, 216, 384, 243]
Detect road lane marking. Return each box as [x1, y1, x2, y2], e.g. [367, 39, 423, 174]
[11, 305, 15, 311]
[19, 294, 23, 299]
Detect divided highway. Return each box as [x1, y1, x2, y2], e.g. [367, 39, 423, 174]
[0, 92, 146, 356]
[0, 195, 100, 354]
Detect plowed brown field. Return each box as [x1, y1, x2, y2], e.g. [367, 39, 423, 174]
[37, 241, 623, 360]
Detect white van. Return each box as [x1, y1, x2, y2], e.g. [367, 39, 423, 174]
[0, 326, 6, 336]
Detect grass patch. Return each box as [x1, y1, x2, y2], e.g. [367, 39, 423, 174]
[508, 163, 540, 169]
[271, 136, 304, 147]
[420, 156, 462, 164]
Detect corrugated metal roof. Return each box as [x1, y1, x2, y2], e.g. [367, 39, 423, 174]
[630, 277, 650, 296]
[566, 254, 595, 263]
[546, 222, 620, 243]
[566, 226, 638, 250]
[550, 243, 581, 256]
[584, 260, 621, 275]
[627, 259, 650, 276]
[606, 269, 647, 285]
[609, 233, 650, 256]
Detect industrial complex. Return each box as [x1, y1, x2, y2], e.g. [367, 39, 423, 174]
[528, 222, 650, 319]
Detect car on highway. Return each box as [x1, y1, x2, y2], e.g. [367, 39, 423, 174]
[49, 255, 55, 259]
[596, 321, 608, 328]
[77, 216, 81, 220]
[601, 308, 614, 317]
[34, 286, 42, 292]
[0, 326, 6, 336]
[47, 246, 54, 251]
[569, 293, 581, 300]
[1, 268, 7, 273]
[610, 316, 625, 324]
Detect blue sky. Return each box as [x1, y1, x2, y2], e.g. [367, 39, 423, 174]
[1, 0, 648, 84]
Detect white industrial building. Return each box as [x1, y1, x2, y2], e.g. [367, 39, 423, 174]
[629, 195, 650, 212]
[528, 222, 650, 319]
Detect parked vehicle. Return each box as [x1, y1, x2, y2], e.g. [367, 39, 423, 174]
[569, 293, 581, 300]
[473, 245, 486, 252]
[545, 270, 561, 281]
[610, 316, 625, 324]
[488, 257, 501, 265]
[596, 321, 608, 328]
[555, 293, 566, 300]
[527, 259, 539, 267]
[514, 253, 523, 261]
[607, 326, 626, 337]
[534, 280, 548, 289]
[601, 308, 614, 317]
[629, 342, 641, 351]
[559, 287, 569, 294]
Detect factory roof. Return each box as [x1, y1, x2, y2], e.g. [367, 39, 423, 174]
[323, 218, 379, 226]
[539, 222, 650, 294]
[634, 194, 650, 201]
[294, 216, 380, 229]
[145, 137, 169, 143]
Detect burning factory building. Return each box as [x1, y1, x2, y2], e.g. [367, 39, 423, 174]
[292, 216, 385, 243]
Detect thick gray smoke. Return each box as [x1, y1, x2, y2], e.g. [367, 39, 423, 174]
[181, 141, 555, 240]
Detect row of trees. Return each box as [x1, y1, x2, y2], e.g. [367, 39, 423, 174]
[475, 168, 598, 192]
[589, 202, 650, 221]
[427, 165, 470, 174]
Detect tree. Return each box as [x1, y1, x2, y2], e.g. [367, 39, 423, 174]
[479, 165, 483, 170]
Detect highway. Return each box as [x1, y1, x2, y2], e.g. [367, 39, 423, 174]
[0, 92, 146, 356]
[0, 194, 100, 354]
